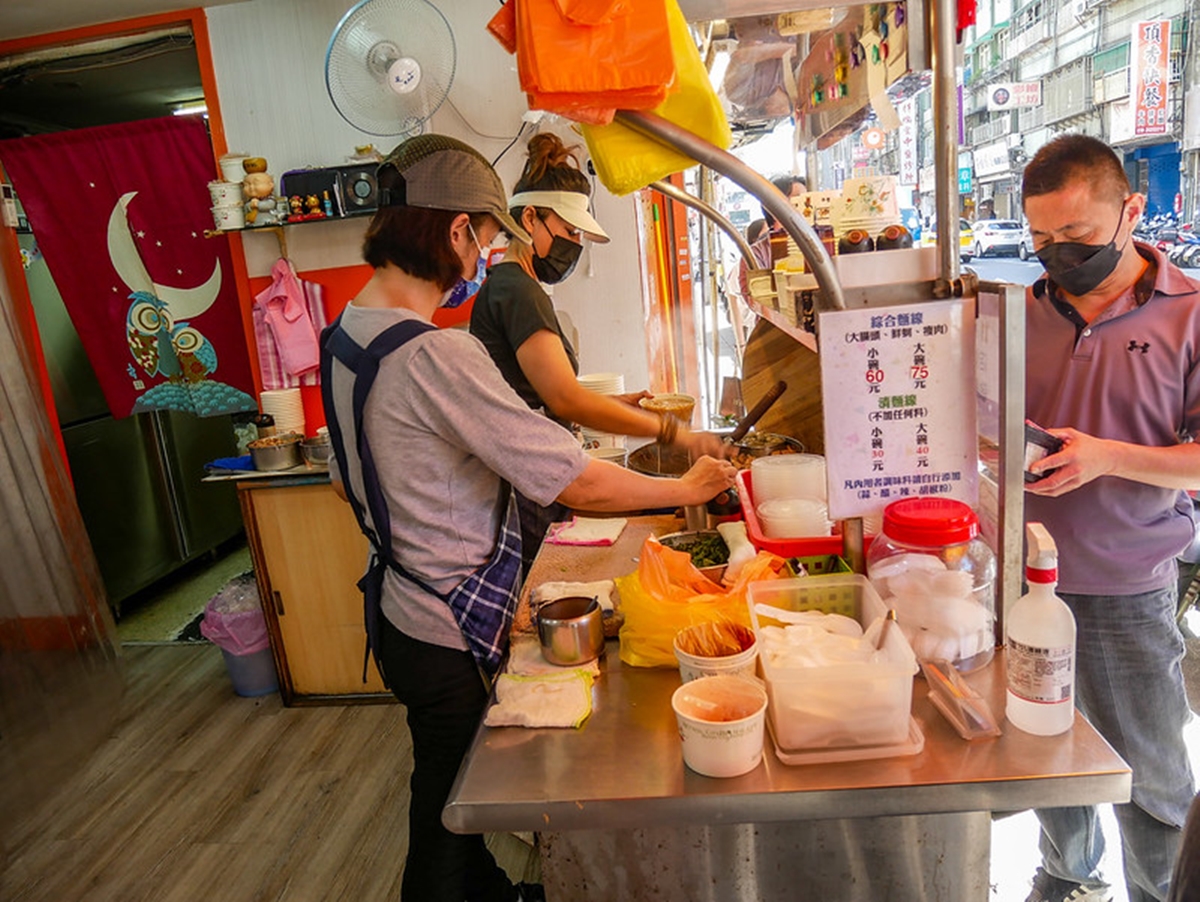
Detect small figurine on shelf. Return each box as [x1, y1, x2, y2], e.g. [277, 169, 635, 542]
[241, 157, 277, 225]
[287, 195, 305, 223]
[303, 194, 325, 220]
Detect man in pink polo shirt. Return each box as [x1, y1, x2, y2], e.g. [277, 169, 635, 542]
[1021, 134, 1198, 902]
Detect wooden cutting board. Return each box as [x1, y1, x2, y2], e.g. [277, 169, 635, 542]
[740, 318, 825, 455]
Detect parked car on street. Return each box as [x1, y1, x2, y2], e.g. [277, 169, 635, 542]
[1018, 223, 1036, 260]
[920, 217, 974, 261]
[970, 219, 1023, 258]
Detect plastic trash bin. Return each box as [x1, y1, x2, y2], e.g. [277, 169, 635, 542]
[200, 572, 279, 697]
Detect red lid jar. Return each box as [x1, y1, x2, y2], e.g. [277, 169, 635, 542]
[879, 498, 979, 548]
[866, 498, 996, 672]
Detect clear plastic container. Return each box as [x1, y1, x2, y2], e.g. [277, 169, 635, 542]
[748, 576, 918, 754]
[865, 498, 997, 672]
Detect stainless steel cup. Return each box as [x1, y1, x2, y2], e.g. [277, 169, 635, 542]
[537, 596, 605, 666]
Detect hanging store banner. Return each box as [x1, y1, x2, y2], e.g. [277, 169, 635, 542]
[898, 98, 919, 186]
[0, 117, 257, 418]
[986, 82, 1043, 111]
[818, 299, 979, 520]
[1132, 20, 1170, 137]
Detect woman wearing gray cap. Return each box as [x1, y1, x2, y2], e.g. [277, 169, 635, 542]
[470, 133, 727, 572]
[319, 134, 735, 902]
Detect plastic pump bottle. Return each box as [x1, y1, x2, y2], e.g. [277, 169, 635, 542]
[1005, 523, 1077, 736]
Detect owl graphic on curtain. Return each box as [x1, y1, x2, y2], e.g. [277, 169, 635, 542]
[126, 290, 217, 383]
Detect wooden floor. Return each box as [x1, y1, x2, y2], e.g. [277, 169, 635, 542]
[2, 644, 538, 902]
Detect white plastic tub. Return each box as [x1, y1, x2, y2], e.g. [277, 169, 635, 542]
[748, 575, 917, 753]
[672, 675, 767, 778]
[673, 622, 758, 683]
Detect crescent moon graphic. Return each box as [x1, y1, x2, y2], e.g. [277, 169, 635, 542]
[107, 191, 222, 321]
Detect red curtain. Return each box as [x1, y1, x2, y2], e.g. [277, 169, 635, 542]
[0, 117, 256, 418]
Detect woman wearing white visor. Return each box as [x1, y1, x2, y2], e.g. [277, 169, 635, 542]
[471, 133, 726, 572]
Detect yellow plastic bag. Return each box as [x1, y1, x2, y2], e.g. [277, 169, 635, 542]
[616, 536, 789, 668]
[580, 0, 732, 195]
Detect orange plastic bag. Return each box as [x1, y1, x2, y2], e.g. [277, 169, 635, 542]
[487, 1, 518, 54]
[580, 0, 732, 194]
[516, 0, 671, 95]
[514, 0, 675, 121]
[615, 536, 790, 668]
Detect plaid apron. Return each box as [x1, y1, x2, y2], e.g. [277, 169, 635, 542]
[320, 315, 522, 679]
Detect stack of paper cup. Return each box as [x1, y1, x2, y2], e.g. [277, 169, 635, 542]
[259, 388, 305, 436]
[577, 372, 626, 450]
[209, 180, 244, 230]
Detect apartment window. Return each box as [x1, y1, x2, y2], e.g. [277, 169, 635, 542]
[1092, 42, 1128, 78]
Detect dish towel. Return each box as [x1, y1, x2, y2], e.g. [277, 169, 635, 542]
[252, 259, 329, 389]
[545, 516, 627, 546]
[484, 671, 594, 728]
[506, 635, 601, 677]
[530, 579, 616, 614]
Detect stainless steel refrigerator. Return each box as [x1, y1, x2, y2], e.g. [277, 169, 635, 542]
[20, 233, 244, 611]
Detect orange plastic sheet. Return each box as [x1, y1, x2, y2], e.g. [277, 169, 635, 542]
[615, 536, 790, 668]
[488, 0, 676, 125]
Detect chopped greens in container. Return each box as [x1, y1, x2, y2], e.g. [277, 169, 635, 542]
[661, 531, 730, 568]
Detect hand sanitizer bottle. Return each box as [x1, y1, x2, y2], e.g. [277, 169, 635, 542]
[1006, 523, 1077, 735]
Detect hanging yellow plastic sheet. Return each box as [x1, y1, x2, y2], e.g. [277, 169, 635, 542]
[615, 536, 789, 668]
[580, 0, 733, 195]
[488, 0, 675, 126]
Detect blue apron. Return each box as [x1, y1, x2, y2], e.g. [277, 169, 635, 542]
[320, 314, 522, 679]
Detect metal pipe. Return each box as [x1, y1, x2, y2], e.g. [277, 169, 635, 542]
[930, 0, 961, 287]
[618, 110, 846, 310]
[650, 178, 758, 266]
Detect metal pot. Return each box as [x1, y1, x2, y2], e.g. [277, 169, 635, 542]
[248, 433, 303, 471]
[537, 596, 605, 666]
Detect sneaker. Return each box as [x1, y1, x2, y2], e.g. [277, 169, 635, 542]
[515, 882, 546, 902]
[1024, 867, 1112, 902]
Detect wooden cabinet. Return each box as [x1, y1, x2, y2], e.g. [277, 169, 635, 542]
[238, 479, 390, 704]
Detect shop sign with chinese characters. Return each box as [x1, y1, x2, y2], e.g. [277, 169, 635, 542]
[1132, 20, 1170, 137]
[818, 299, 979, 520]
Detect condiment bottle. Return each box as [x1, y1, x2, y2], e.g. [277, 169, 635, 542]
[253, 413, 276, 439]
[1005, 523, 1076, 736]
[876, 224, 913, 250]
[838, 228, 874, 254]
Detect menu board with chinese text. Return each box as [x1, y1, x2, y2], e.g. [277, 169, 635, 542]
[818, 299, 979, 519]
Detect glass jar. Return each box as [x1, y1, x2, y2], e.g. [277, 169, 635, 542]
[865, 498, 997, 672]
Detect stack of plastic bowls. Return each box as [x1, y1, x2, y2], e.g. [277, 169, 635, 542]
[578, 372, 626, 451]
[259, 388, 305, 436]
[751, 454, 833, 539]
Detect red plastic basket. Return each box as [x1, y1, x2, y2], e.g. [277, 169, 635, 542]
[737, 469, 844, 557]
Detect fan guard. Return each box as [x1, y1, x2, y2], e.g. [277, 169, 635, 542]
[325, 0, 456, 137]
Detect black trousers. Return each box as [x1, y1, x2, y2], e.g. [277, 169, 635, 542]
[378, 618, 517, 902]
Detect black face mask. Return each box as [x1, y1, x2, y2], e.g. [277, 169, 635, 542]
[531, 220, 583, 284]
[1036, 202, 1128, 297]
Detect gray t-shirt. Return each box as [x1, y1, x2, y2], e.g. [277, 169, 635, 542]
[327, 304, 588, 650]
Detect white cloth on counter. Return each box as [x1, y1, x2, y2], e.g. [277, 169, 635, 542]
[484, 671, 594, 728]
[506, 636, 601, 677]
[545, 516, 627, 546]
[530, 579, 616, 613]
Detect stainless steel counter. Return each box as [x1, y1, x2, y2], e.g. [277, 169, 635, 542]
[444, 517, 1131, 900]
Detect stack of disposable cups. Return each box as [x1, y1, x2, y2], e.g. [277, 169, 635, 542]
[577, 372, 626, 450]
[259, 388, 305, 436]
